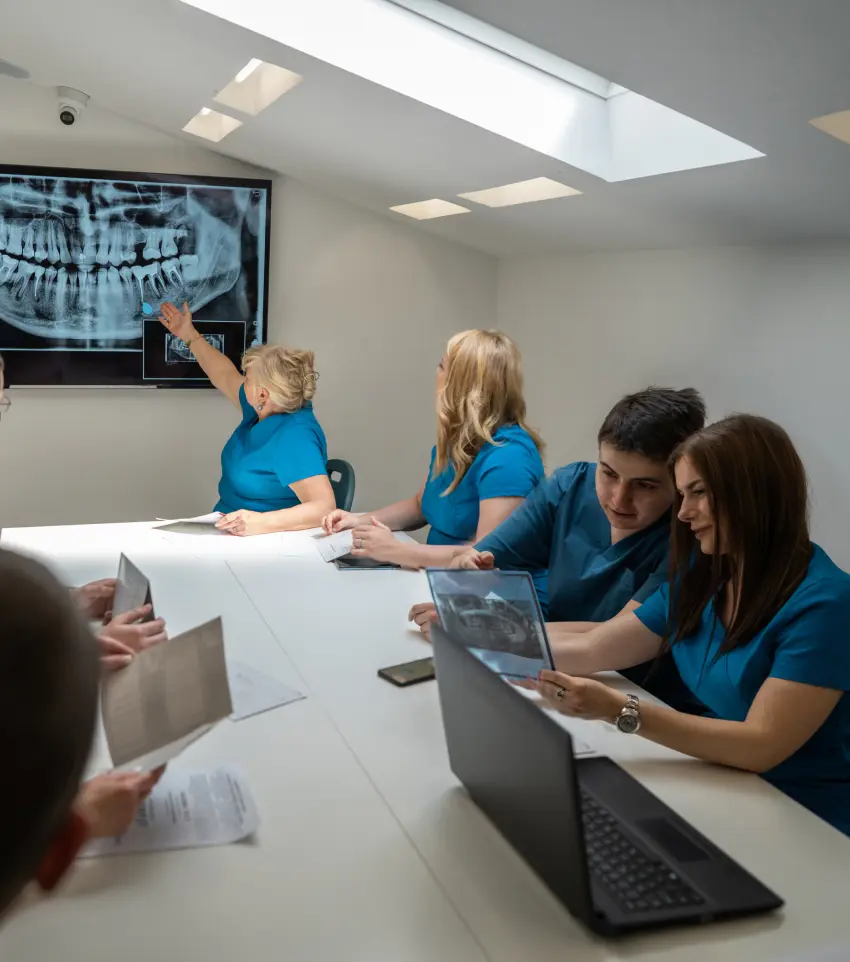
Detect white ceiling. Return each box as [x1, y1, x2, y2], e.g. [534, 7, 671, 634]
[2, 0, 850, 256]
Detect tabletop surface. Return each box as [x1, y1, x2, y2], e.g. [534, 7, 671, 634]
[2, 520, 849, 962]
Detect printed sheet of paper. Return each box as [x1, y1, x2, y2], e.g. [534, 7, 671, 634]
[155, 517, 227, 536]
[80, 766, 259, 858]
[228, 661, 305, 721]
[155, 512, 223, 525]
[101, 617, 233, 770]
[112, 554, 154, 620]
[315, 530, 354, 562]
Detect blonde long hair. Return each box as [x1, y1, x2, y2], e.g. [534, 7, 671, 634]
[434, 330, 544, 495]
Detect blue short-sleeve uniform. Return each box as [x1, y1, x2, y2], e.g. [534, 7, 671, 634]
[420, 424, 544, 546]
[477, 462, 701, 713]
[636, 545, 850, 836]
[215, 385, 328, 514]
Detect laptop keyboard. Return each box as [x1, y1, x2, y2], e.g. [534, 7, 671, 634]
[580, 790, 706, 914]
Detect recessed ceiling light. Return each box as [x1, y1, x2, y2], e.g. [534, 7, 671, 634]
[809, 109, 850, 146]
[182, 107, 243, 142]
[458, 176, 581, 207]
[214, 60, 303, 116]
[389, 199, 471, 220]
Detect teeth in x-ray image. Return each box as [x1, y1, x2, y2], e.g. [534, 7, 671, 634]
[0, 178, 248, 343]
[165, 332, 224, 364]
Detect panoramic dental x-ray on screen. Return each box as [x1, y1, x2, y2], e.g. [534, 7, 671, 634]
[0, 167, 270, 386]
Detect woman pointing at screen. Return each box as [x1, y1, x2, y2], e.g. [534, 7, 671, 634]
[159, 302, 335, 536]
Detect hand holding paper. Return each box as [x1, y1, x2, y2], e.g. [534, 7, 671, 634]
[77, 769, 165, 838]
[315, 529, 354, 562]
[81, 767, 259, 857]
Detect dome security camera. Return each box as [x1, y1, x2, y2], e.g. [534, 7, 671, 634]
[56, 86, 90, 126]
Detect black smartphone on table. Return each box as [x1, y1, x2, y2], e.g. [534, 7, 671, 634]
[377, 657, 435, 687]
[334, 554, 399, 570]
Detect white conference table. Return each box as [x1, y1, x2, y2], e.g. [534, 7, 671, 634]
[2, 520, 850, 962]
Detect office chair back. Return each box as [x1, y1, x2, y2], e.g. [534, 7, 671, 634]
[327, 458, 355, 512]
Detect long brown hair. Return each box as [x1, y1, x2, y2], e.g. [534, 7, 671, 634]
[434, 330, 544, 495]
[668, 414, 811, 654]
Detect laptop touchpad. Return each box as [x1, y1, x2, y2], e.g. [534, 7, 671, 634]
[638, 818, 709, 863]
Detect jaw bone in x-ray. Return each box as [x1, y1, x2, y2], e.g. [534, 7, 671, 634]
[0, 177, 249, 344]
[165, 332, 224, 364]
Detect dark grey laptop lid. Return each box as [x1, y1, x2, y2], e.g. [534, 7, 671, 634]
[432, 623, 596, 926]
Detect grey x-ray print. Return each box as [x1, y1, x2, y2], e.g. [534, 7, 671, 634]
[0, 176, 248, 345]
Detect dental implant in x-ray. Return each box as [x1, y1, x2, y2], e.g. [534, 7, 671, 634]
[0, 176, 250, 344]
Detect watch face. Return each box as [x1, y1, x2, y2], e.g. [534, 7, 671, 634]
[617, 711, 640, 734]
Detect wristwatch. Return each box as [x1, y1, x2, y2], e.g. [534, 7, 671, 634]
[615, 694, 641, 734]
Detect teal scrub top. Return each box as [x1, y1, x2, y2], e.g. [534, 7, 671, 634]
[476, 462, 702, 714]
[636, 544, 850, 836]
[215, 385, 328, 514]
[421, 424, 544, 546]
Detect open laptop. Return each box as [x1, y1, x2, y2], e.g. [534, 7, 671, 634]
[431, 624, 783, 936]
[426, 568, 554, 679]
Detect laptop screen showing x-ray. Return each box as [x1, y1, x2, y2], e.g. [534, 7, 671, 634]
[426, 569, 554, 680]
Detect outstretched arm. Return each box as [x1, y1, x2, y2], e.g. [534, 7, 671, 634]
[159, 302, 244, 407]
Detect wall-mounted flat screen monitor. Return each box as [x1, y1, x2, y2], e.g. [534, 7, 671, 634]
[0, 164, 271, 387]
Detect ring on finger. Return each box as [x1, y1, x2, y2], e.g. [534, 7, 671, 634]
[555, 686, 566, 701]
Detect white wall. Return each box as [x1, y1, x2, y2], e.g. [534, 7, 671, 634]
[497, 246, 850, 568]
[0, 79, 497, 527]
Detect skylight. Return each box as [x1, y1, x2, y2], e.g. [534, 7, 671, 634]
[390, 199, 470, 220]
[458, 177, 581, 207]
[183, 107, 242, 142]
[179, 0, 764, 181]
[385, 0, 627, 99]
[214, 60, 303, 116]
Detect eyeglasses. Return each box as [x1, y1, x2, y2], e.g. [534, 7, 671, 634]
[0, 396, 11, 420]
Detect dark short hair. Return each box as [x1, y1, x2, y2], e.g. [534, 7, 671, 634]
[0, 549, 99, 915]
[597, 387, 706, 463]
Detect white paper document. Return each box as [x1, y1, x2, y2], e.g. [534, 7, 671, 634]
[101, 617, 233, 770]
[315, 529, 354, 562]
[80, 766, 259, 858]
[154, 513, 227, 536]
[155, 512, 223, 525]
[228, 661, 305, 721]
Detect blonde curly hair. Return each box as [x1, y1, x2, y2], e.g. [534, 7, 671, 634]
[434, 330, 543, 495]
[242, 345, 319, 413]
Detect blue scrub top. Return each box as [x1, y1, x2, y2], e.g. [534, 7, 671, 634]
[421, 424, 544, 546]
[636, 544, 850, 836]
[215, 385, 328, 514]
[477, 462, 702, 713]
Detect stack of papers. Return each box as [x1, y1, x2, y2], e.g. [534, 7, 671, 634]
[81, 766, 259, 857]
